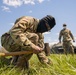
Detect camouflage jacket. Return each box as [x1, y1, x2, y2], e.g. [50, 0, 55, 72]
[4, 16, 44, 48]
[59, 28, 74, 42]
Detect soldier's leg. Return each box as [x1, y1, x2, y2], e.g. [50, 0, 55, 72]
[70, 45, 74, 56]
[1, 33, 20, 65]
[9, 44, 21, 65]
[37, 51, 52, 65]
[63, 42, 68, 55]
[16, 53, 33, 69]
[68, 42, 74, 56]
[16, 33, 39, 69]
[15, 45, 34, 69]
[10, 56, 19, 65]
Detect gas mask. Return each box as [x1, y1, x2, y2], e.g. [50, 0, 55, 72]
[36, 15, 56, 33]
[63, 26, 66, 29]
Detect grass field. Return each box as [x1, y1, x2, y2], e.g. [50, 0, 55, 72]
[0, 54, 76, 75]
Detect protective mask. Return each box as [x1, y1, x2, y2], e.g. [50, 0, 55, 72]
[36, 21, 48, 33]
[63, 27, 66, 29]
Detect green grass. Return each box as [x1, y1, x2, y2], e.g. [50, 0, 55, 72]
[0, 54, 76, 75]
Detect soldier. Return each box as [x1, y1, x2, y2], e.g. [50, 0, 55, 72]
[59, 24, 75, 56]
[1, 15, 56, 69]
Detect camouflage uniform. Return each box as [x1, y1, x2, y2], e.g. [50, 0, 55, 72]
[59, 28, 75, 56]
[1, 16, 51, 68]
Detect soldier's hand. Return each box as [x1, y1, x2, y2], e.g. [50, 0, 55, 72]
[31, 44, 43, 54]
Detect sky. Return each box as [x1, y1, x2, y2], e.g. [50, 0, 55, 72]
[0, 0, 76, 46]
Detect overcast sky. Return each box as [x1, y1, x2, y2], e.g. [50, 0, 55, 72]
[0, 0, 76, 45]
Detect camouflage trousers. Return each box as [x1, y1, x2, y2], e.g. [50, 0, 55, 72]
[63, 41, 74, 56]
[1, 32, 49, 68]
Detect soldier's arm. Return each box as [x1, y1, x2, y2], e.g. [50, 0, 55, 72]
[59, 30, 62, 43]
[37, 33, 45, 50]
[69, 30, 75, 42]
[9, 18, 35, 47]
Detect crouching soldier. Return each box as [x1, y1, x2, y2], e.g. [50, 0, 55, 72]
[1, 15, 56, 69]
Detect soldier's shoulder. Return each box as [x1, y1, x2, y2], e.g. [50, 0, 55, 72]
[60, 29, 64, 32]
[15, 16, 35, 21]
[23, 16, 39, 22]
[66, 28, 71, 32]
